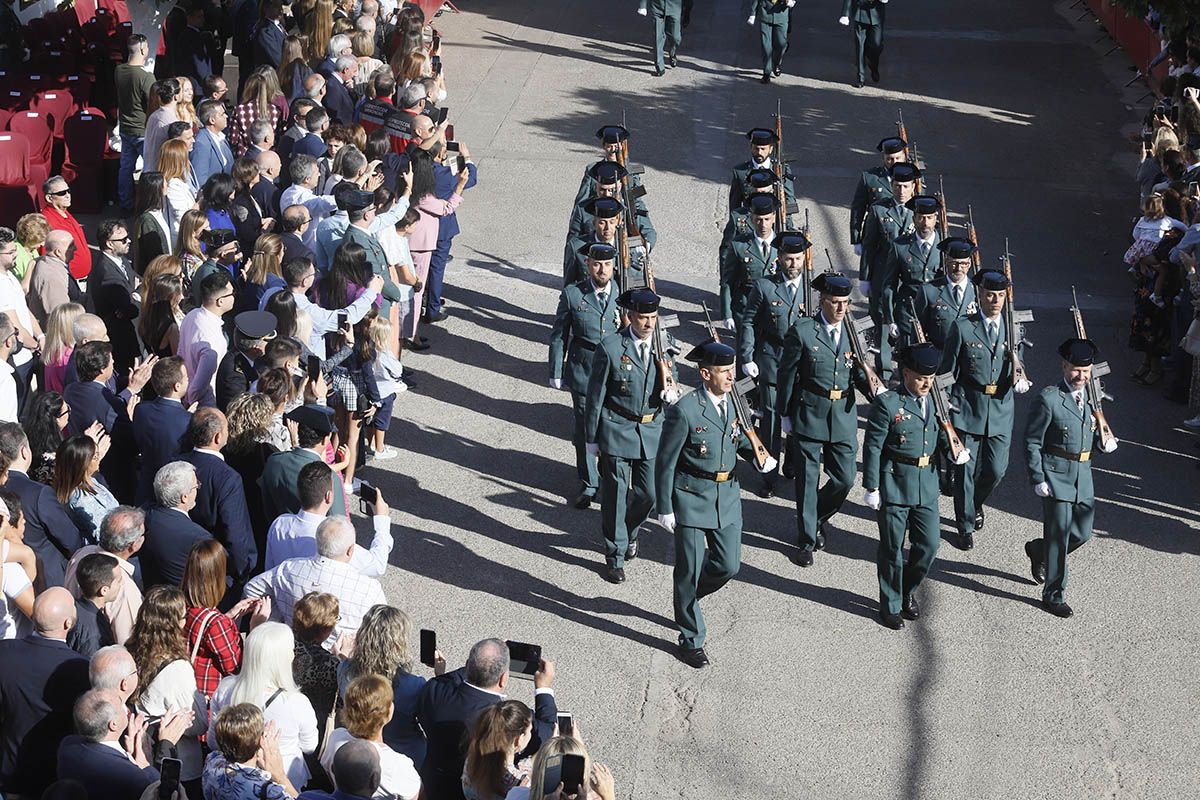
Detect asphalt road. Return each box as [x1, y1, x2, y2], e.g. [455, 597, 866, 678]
[359, 1, 1200, 796]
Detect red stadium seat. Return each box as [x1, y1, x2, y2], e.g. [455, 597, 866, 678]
[6, 112, 53, 190]
[32, 91, 74, 139]
[62, 110, 108, 213]
[0, 133, 37, 227]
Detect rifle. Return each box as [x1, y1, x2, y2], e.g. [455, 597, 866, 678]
[614, 116, 649, 292]
[701, 302, 771, 469]
[823, 249, 886, 399]
[999, 240, 1033, 389]
[896, 108, 908, 159]
[773, 100, 787, 234]
[907, 297, 968, 462]
[936, 176, 949, 239]
[909, 142, 925, 193]
[651, 310, 680, 404]
[801, 209, 813, 315]
[966, 205, 982, 274]
[1069, 286, 1116, 448]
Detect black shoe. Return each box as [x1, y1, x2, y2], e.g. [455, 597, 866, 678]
[573, 492, 593, 510]
[772, 66, 781, 77]
[957, 532, 975, 551]
[815, 523, 826, 551]
[1042, 599, 1073, 618]
[870, 65, 880, 82]
[653, 67, 665, 77]
[625, 540, 638, 561]
[974, 509, 985, 530]
[760, 75, 771, 84]
[1024, 540, 1046, 584]
[406, 338, 430, 352]
[425, 310, 448, 323]
[676, 646, 710, 669]
[852, 79, 865, 88]
[879, 611, 905, 630]
[605, 566, 625, 584]
[796, 549, 813, 567]
[901, 594, 920, 620]
[668, 50, 677, 68]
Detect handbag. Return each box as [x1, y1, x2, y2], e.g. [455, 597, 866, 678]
[1182, 317, 1200, 357]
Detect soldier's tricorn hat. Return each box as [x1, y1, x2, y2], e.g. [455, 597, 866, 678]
[812, 272, 853, 297]
[877, 136, 907, 154]
[905, 194, 942, 215]
[772, 230, 811, 254]
[899, 343, 941, 376]
[747, 194, 780, 216]
[579, 242, 617, 260]
[1058, 338, 1099, 366]
[285, 403, 336, 434]
[582, 196, 624, 219]
[617, 288, 660, 314]
[234, 310, 277, 340]
[746, 167, 777, 188]
[595, 125, 629, 144]
[746, 128, 778, 145]
[333, 183, 375, 212]
[588, 161, 628, 185]
[938, 237, 976, 259]
[685, 339, 737, 367]
[972, 270, 1009, 291]
[888, 162, 921, 183]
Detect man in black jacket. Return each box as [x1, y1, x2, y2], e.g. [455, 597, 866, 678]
[66, 553, 119, 658]
[90, 220, 140, 375]
[217, 311, 277, 410]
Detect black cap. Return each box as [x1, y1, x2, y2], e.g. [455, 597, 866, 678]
[333, 182, 374, 211]
[234, 310, 277, 339]
[905, 194, 942, 215]
[590, 161, 628, 186]
[899, 343, 941, 376]
[685, 339, 737, 367]
[888, 162, 921, 183]
[204, 228, 238, 249]
[746, 128, 778, 146]
[772, 230, 811, 254]
[972, 270, 1009, 291]
[748, 194, 780, 216]
[617, 288, 660, 313]
[812, 272, 853, 297]
[877, 136, 907, 154]
[580, 242, 617, 260]
[596, 125, 629, 144]
[1058, 337, 1099, 366]
[746, 167, 777, 189]
[938, 237, 976, 259]
[285, 403, 336, 434]
[582, 196, 624, 219]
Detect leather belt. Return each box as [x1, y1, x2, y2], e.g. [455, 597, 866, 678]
[575, 340, 597, 352]
[804, 381, 845, 400]
[1047, 446, 1091, 462]
[605, 400, 658, 424]
[680, 465, 733, 483]
[965, 378, 1000, 395]
[892, 453, 933, 468]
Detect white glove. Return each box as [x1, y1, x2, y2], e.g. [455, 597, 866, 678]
[864, 489, 881, 510]
[952, 449, 971, 466]
[780, 418, 793, 434]
[853, 244, 863, 257]
[660, 387, 681, 405]
[786, 0, 795, 6]
[758, 455, 779, 474]
[636, 6, 647, 15]
[747, 15, 756, 25]
[874, 387, 890, 397]
[549, 378, 563, 390]
[743, 362, 760, 378]
[1033, 481, 1052, 498]
[838, 15, 850, 25]
[723, 317, 736, 331]
[658, 513, 676, 533]
[1100, 437, 1119, 453]
[1014, 378, 1032, 394]
[858, 279, 870, 295]
[879, 0, 888, 4]
[888, 323, 899, 338]
[586, 442, 600, 457]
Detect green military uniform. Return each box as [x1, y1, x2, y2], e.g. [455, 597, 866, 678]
[721, 233, 777, 332]
[574, 162, 644, 207]
[565, 195, 656, 267]
[549, 270, 622, 503]
[344, 223, 403, 316]
[913, 276, 977, 350]
[859, 179, 915, 378]
[738, 270, 807, 459]
[842, 0, 886, 85]
[729, 128, 792, 211]
[745, 0, 792, 80]
[881, 229, 943, 349]
[261, 447, 348, 521]
[641, 0, 683, 74]
[719, 167, 796, 271]
[849, 136, 906, 246]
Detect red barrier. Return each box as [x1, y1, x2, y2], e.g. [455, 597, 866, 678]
[1086, 0, 1167, 87]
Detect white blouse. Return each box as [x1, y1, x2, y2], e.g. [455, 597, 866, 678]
[136, 659, 208, 781]
[206, 680, 318, 790]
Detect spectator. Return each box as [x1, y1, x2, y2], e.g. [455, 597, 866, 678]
[42, 176, 92, 281]
[0, 587, 91, 797]
[13, 213, 50, 292]
[426, 141, 478, 324]
[245, 118, 277, 161]
[207, 622, 318, 790]
[462, 700, 533, 800]
[63, 505, 145, 644]
[304, 0, 336, 67]
[0, 316, 17, 422]
[202, 173, 240, 237]
[230, 67, 287, 158]
[0, 490, 36, 639]
[166, 119, 198, 153]
[339, 605, 440, 767]
[65, 552, 118, 658]
[281, 155, 338, 251]
[319, 33, 354, 77]
[406, 149, 468, 348]
[116, 35, 157, 214]
[180, 270, 237, 407]
[283, 256, 380, 360]
[290, 592, 340, 756]
[231, 159, 272, 256]
[293, 106, 331, 164]
[180, 407, 258, 581]
[41, 302, 84, 393]
[279, 35, 313, 102]
[237, 236, 287, 317]
[176, 72, 200, 129]
[259, 403, 348, 521]
[90, 221, 141, 375]
[243, 517, 386, 644]
[182, 540, 252, 700]
[203, 702, 298, 799]
[255, 150, 286, 221]
[127, 585, 209, 796]
[174, 208, 210, 287]
[510, 737, 616, 800]
[298, 738, 380, 800]
[352, 35, 384, 93]
[320, 675, 420, 800]
[132, 356, 193, 503]
[0, 226, 43, 401]
[20, 390, 68, 483]
[61, 341, 141, 503]
[29, 229, 85, 329]
[133, 172, 174, 275]
[253, 0, 288, 72]
[204, 74, 230, 103]
[256, 368, 300, 447]
[279, 98, 318, 167]
[323, 56, 359, 126]
[266, 460, 392, 572]
[140, 461, 212, 588]
[162, 139, 202, 235]
[53, 434, 119, 545]
[193, 98, 236, 188]
[373, 199, 420, 364]
[279, 207, 316, 263]
[224, 392, 283, 554]
[140, 271, 187, 356]
[88, 644, 139, 701]
[144, 79, 182, 174]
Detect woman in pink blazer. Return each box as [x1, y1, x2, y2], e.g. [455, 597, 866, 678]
[407, 149, 469, 345]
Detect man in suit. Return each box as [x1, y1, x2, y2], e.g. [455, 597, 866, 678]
[63, 341, 139, 503]
[229, 0, 258, 97]
[549, 243, 623, 510]
[656, 339, 776, 668]
[66, 553, 119, 658]
[171, 0, 216, 96]
[243, 118, 275, 162]
[1023, 339, 1118, 618]
[280, 205, 317, 264]
[849, 136, 907, 255]
[260, 404, 347, 521]
[251, 0, 286, 70]
[180, 408, 257, 582]
[133, 357, 193, 505]
[881, 195, 944, 353]
[859, 162, 919, 378]
[418, 639, 557, 800]
[426, 143, 480, 323]
[191, 99, 234, 188]
[140, 461, 212, 588]
[720, 194, 779, 336]
[323, 56, 359, 126]
[839, 0, 887, 87]
[253, 150, 283, 220]
[217, 311, 276, 410]
[0, 423, 84, 589]
[0, 587, 91, 796]
[746, 0, 795, 83]
[89, 221, 140, 375]
[277, 98, 316, 171]
[637, 0, 682, 77]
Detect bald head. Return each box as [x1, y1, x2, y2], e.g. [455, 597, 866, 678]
[33, 587, 77, 639]
[74, 688, 125, 742]
[46, 230, 73, 259]
[72, 313, 108, 344]
[90, 645, 139, 701]
[332, 738, 382, 797]
[256, 149, 282, 180]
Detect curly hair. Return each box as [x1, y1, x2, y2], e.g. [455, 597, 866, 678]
[226, 392, 275, 455]
[126, 585, 188, 704]
[345, 604, 414, 682]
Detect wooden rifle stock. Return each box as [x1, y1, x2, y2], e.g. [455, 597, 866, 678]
[967, 206, 982, 273]
[801, 209, 813, 314]
[651, 320, 678, 400]
[701, 303, 769, 468]
[773, 100, 786, 234]
[821, 249, 885, 399]
[908, 298, 967, 460]
[896, 109, 908, 159]
[1001, 240, 1027, 386]
[1069, 286, 1117, 447]
[936, 176, 949, 239]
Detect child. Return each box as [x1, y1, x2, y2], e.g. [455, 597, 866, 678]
[367, 315, 404, 460]
[1126, 193, 1188, 271]
[378, 206, 424, 361]
[326, 309, 383, 491]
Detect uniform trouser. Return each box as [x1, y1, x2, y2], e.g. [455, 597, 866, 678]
[569, 389, 599, 496]
[759, 19, 789, 76]
[871, 309, 894, 381]
[674, 519, 742, 649]
[758, 380, 780, 485]
[599, 454, 655, 567]
[794, 434, 856, 551]
[1039, 496, 1094, 604]
[653, 11, 682, 71]
[954, 430, 1011, 534]
[877, 500, 940, 615]
[852, 21, 884, 81]
[426, 230, 453, 316]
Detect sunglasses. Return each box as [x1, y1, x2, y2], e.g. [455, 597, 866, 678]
[110, 235, 130, 243]
[48, 188, 71, 197]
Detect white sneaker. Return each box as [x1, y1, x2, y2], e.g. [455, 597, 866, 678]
[1183, 416, 1200, 431]
[395, 381, 409, 394]
[374, 446, 398, 460]
[344, 477, 361, 495]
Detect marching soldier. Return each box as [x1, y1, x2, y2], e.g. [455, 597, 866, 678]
[862, 343, 968, 629]
[912, 237, 978, 350]
[1022, 338, 1118, 618]
[850, 136, 907, 254]
[881, 194, 943, 352]
[745, 0, 795, 84]
[838, 0, 887, 89]
[720, 194, 779, 334]
[777, 272, 875, 565]
[729, 128, 791, 212]
[637, 0, 683, 77]
[656, 339, 777, 668]
[565, 161, 657, 267]
[574, 125, 637, 203]
[939, 269, 1032, 550]
[584, 288, 680, 584]
[563, 197, 623, 285]
[860, 161, 919, 377]
[737, 231, 811, 497]
[720, 167, 795, 271]
[549, 243, 623, 510]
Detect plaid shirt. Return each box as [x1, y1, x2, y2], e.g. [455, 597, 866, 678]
[228, 101, 283, 158]
[186, 606, 243, 698]
[243, 556, 387, 647]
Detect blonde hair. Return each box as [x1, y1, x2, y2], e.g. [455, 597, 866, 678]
[175, 210, 209, 260]
[158, 139, 192, 185]
[303, 0, 335, 65]
[1152, 128, 1180, 160]
[526, 737, 591, 800]
[1143, 193, 1166, 221]
[43, 302, 85, 364]
[245, 233, 283, 285]
[143, 254, 182, 286]
[228, 622, 300, 707]
[15, 213, 49, 248]
[367, 314, 392, 354]
[352, 31, 374, 58]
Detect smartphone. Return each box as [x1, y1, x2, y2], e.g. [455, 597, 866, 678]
[337, 312, 348, 330]
[445, 140, 460, 152]
[457, 155, 467, 173]
[420, 628, 436, 667]
[444, 124, 455, 141]
[307, 354, 320, 382]
[436, 106, 449, 126]
[158, 757, 182, 799]
[504, 640, 541, 680]
[1189, 181, 1199, 198]
[561, 753, 586, 794]
[556, 712, 573, 738]
[359, 482, 378, 504]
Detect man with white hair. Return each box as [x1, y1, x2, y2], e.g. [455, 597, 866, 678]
[28, 229, 83, 328]
[243, 515, 386, 645]
[244, 117, 276, 161]
[64, 507, 146, 644]
[324, 54, 360, 125]
[320, 33, 354, 77]
[89, 644, 140, 702]
[140, 461, 213, 587]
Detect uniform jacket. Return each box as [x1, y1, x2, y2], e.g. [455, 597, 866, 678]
[744, 0, 792, 22]
[720, 234, 777, 320]
[850, 166, 893, 244]
[260, 447, 347, 521]
[5, 470, 83, 590]
[1023, 382, 1100, 504]
[859, 197, 912, 292]
[655, 388, 755, 528]
[562, 234, 641, 288]
[132, 396, 193, 505]
[565, 194, 656, 256]
[216, 348, 258, 411]
[913, 277, 977, 349]
[777, 312, 872, 442]
[642, 0, 684, 16]
[728, 157, 793, 211]
[737, 273, 808, 385]
[140, 504, 214, 588]
[548, 280, 621, 393]
[718, 185, 796, 267]
[180, 449, 257, 579]
[584, 329, 677, 460]
[939, 313, 1022, 437]
[191, 127, 235, 188]
[56, 735, 159, 799]
[863, 389, 942, 507]
[573, 162, 644, 205]
[881, 231, 942, 326]
[842, 0, 886, 24]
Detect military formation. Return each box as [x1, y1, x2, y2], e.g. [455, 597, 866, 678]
[547, 114, 1119, 666]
